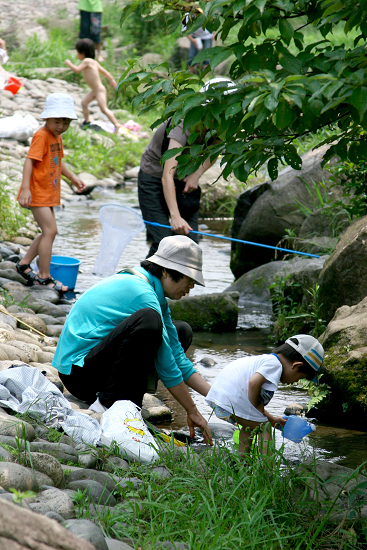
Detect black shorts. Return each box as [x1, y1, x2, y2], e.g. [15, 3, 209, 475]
[79, 10, 102, 44]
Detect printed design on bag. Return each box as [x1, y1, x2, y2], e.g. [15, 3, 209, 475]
[124, 417, 147, 439]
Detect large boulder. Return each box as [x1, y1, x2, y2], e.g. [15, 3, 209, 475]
[168, 292, 239, 331]
[230, 145, 338, 278]
[0, 498, 95, 550]
[198, 162, 244, 218]
[316, 296, 367, 426]
[225, 255, 328, 329]
[318, 215, 367, 323]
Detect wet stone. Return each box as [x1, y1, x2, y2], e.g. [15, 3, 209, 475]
[199, 356, 217, 367]
[284, 403, 307, 416]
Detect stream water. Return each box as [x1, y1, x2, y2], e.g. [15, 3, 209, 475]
[53, 186, 367, 470]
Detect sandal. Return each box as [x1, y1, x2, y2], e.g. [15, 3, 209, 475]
[16, 262, 38, 286]
[35, 275, 67, 295]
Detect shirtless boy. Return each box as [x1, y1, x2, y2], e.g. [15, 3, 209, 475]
[64, 38, 121, 132]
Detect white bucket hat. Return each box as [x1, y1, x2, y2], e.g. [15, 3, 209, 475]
[147, 235, 205, 286]
[286, 334, 324, 384]
[40, 93, 78, 120]
[200, 77, 237, 95]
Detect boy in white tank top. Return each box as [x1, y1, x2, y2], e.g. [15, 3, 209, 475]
[206, 334, 324, 456]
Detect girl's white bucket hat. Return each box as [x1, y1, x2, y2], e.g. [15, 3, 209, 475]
[40, 93, 78, 120]
[147, 235, 205, 286]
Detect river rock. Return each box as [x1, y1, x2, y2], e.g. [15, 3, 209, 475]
[225, 260, 286, 329]
[0, 497, 95, 549]
[29, 442, 79, 464]
[0, 261, 17, 271]
[230, 145, 338, 278]
[0, 446, 14, 461]
[33, 469, 55, 488]
[24, 452, 64, 487]
[105, 538, 135, 550]
[168, 292, 239, 331]
[66, 479, 117, 506]
[26, 298, 68, 317]
[46, 325, 64, 337]
[61, 465, 122, 494]
[15, 313, 48, 334]
[318, 215, 367, 323]
[77, 452, 98, 469]
[0, 413, 36, 441]
[26, 286, 61, 304]
[0, 462, 39, 492]
[197, 161, 243, 218]
[295, 460, 367, 524]
[142, 394, 172, 422]
[150, 466, 172, 479]
[284, 403, 307, 416]
[0, 344, 29, 363]
[36, 350, 56, 363]
[12, 236, 33, 246]
[37, 313, 65, 325]
[63, 519, 109, 550]
[0, 313, 17, 330]
[317, 296, 367, 424]
[28, 488, 75, 519]
[0, 269, 27, 284]
[104, 455, 130, 472]
[5, 341, 39, 363]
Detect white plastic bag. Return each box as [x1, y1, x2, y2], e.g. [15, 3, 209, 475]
[0, 113, 39, 141]
[100, 400, 159, 464]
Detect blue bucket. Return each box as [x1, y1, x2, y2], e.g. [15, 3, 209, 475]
[50, 255, 82, 290]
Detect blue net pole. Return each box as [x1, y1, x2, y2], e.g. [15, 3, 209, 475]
[144, 220, 320, 259]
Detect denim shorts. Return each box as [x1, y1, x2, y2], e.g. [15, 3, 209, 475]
[207, 400, 237, 426]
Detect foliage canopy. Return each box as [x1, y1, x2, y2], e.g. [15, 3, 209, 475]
[118, 0, 367, 182]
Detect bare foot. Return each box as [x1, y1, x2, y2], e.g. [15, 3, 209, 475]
[97, 55, 104, 62]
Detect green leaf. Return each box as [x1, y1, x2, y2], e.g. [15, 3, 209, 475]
[264, 95, 279, 111]
[183, 106, 204, 132]
[347, 87, 367, 121]
[273, 101, 293, 130]
[279, 18, 294, 45]
[268, 158, 278, 180]
[225, 103, 243, 118]
[192, 46, 232, 70]
[161, 147, 186, 164]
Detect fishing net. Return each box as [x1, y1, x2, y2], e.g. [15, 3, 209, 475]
[92, 204, 145, 277]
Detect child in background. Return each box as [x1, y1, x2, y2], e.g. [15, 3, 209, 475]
[17, 93, 86, 293]
[206, 334, 324, 456]
[64, 38, 121, 133]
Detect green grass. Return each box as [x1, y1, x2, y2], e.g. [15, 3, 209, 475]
[68, 442, 367, 549]
[62, 126, 150, 179]
[0, 180, 31, 240]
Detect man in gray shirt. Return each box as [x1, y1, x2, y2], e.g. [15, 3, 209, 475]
[138, 119, 215, 257]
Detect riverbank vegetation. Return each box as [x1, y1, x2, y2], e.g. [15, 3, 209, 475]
[55, 441, 367, 548]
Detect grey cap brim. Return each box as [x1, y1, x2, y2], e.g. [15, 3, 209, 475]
[147, 254, 205, 286]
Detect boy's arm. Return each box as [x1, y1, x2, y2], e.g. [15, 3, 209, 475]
[61, 163, 87, 193]
[18, 157, 34, 208]
[64, 59, 86, 74]
[185, 372, 211, 397]
[96, 62, 117, 88]
[248, 372, 286, 427]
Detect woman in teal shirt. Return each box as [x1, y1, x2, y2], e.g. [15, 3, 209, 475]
[53, 236, 213, 445]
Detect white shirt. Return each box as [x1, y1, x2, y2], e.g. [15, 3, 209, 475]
[206, 354, 283, 422]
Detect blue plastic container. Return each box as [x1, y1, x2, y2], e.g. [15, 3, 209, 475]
[50, 255, 82, 290]
[280, 415, 316, 443]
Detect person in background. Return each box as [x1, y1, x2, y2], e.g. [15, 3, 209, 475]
[64, 38, 120, 132]
[138, 77, 234, 257]
[206, 334, 324, 457]
[187, 27, 215, 73]
[16, 93, 86, 293]
[78, 0, 104, 62]
[52, 235, 213, 446]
